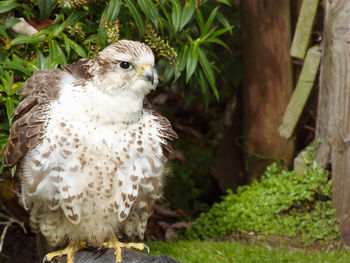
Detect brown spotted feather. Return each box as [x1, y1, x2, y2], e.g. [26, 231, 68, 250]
[2, 69, 63, 167]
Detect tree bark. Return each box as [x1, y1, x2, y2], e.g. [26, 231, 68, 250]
[316, 0, 350, 245]
[241, 0, 295, 180]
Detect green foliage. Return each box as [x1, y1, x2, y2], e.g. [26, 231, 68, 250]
[163, 139, 216, 216]
[185, 144, 339, 245]
[0, 0, 233, 169]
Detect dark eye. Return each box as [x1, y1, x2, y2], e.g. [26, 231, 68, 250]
[118, 61, 133, 70]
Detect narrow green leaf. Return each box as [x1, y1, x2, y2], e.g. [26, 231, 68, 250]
[0, 71, 13, 92]
[61, 33, 71, 57]
[50, 40, 67, 65]
[35, 50, 47, 70]
[137, 0, 151, 19]
[200, 26, 217, 42]
[198, 48, 218, 99]
[6, 97, 14, 124]
[1, 60, 31, 76]
[138, 0, 158, 28]
[146, 0, 159, 28]
[158, 1, 171, 26]
[50, 14, 66, 38]
[171, 0, 182, 32]
[0, 134, 9, 144]
[57, 44, 67, 65]
[49, 39, 59, 62]
[107, 0, 121, 21]
[83, 34, 99, 44]
[39, 0, 53, 19]
[125, 0, 145, 37]
[98, 7, 108, 49]
[216, 11, 233, 35]
[13, 55, 37, 73]
[174, 45, 188, 82]
[209, 27, 231, 39]
[215, 0, 231, 6]
[196, 9, 205, 34]
[162, 62, 175, 85]
[11, 165, 16, 177]
[0, 123, 9, 130]
[179, 0, 195, 31]
[0, 25, 8, 39]
[186, 41, 199, 83]
[202, 6, 220, 37]
[205, 37, 230, 51]
[0, 0, 20, 13]
[68, 39, 87, 58]
[10, 35, 31, 46]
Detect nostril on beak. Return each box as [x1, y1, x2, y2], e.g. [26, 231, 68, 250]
[141, 70, 154, 85]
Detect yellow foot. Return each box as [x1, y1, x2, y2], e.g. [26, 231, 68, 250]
[43, 242, 87, 263]
[103, 237, 149, 263]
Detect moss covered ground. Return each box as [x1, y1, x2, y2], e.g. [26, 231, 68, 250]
[185, 145, 339, 245]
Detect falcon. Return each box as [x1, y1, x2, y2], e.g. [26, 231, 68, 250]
[2, 40, 177, 262]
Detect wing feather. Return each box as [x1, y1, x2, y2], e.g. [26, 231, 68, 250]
[61, 58, 94, 80]
[153, 112, 178, 153]
[3, 69, 64, 167]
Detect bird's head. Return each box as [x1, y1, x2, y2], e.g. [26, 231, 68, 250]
[94, 40, 158, 97]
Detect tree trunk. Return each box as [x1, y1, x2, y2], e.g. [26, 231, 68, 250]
[241, 0, 295, 180]
[316, 0, 350, 245]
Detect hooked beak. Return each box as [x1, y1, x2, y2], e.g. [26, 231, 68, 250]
[138, 65, 155, 85]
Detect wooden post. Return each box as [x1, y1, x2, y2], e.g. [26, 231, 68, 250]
[316, 0, 350, 245]
[241, 0, 295, 180]
[290, 0, 319, 59]
[279, 45, 321, 139]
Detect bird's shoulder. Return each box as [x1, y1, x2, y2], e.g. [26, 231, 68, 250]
[61, 58, 94, 80]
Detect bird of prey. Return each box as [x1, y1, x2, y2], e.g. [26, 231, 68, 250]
[2, 40, 177, 263]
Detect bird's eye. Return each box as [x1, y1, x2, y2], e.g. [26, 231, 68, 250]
[117, 61, 133, 70]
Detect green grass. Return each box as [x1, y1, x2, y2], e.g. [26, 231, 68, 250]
[148, 240, 350, 263]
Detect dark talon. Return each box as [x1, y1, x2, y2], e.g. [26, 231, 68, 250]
[94, 246, 108, 258]
[144, 243, 150, 254]
[85, 241, 100, 251]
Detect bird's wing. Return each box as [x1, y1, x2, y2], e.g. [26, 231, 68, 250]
[2, 69, 65, 167]
[61, 58, 94, 80]
[143, 98, 177, 153]
[153, 112, 178, 153]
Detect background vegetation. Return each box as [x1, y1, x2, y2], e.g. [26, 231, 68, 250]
[0, 0, 342, 261]
[186, 154, 338, 245]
